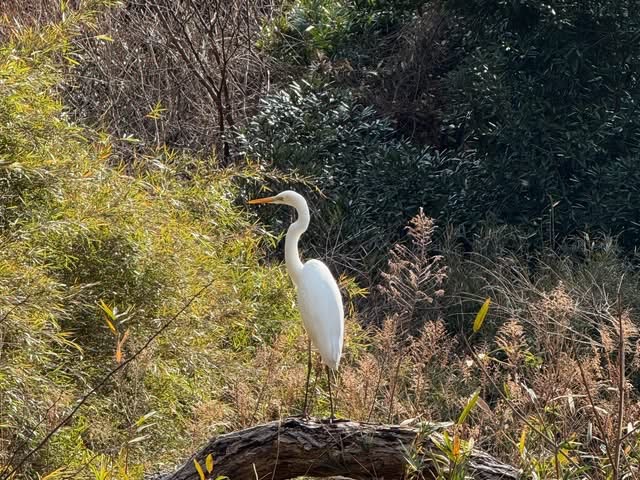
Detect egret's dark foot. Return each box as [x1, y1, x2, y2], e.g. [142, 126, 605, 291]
[320, 415, 345, 425]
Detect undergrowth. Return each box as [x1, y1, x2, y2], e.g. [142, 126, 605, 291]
[0, 12, 364, 478]
[2, 4, 640, 480]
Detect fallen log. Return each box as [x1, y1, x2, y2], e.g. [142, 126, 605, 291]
[156, 417, 519, 480]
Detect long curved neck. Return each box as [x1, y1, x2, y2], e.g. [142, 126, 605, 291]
[285, 201, 309, 287]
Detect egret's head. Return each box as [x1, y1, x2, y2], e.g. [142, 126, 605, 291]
[248, 190, 305, 208]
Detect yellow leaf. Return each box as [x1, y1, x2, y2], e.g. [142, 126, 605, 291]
[206, 453, 214, 473]
[519, 426, 528, 456]
[473, 298, 491, 332]
[98, 300, 116, 321]
[95, 34, 114, 42]
[194, 459, 206, 480]
[104, 317, 116, 334]
[98, 300, 117, 334]
[556, 448, 572, 466]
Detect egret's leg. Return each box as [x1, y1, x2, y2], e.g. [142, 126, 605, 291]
[302, 337, 312, 417]
[326, 365, 335, 421]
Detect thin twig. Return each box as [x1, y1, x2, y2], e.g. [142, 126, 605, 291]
[614, 279, 626, 479]
[387, 350, 406, 424]
[577, 361, 616, 473]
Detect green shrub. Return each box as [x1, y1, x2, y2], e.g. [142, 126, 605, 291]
[439, 0, 640, 247]
[0, 15, 306, 477]
[261, 0, 427, 64]
[236, 81, 463, 274]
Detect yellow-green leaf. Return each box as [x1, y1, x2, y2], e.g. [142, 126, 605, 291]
[457, 389, 480, 425]
[98, 300, 116, 321]
[556, 448, 572, 466]
[206, 453, 214, 473]
[63, 55, 79, 66]
[194, 459, 206, 480]
[104, 317, 116, 334]
[519, 426, 528, 455]
[146, 100, 167, 120]
[95, 34, 114, 42]
[41, 467, 67, 480]
[473, 298, 491, 332]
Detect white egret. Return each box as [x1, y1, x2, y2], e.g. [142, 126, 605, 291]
[249, 190, 344, 419]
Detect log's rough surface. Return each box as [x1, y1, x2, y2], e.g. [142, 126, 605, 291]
[157, 417, 520, 480]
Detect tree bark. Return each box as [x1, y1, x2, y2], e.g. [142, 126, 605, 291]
[155, 417, 520, 480]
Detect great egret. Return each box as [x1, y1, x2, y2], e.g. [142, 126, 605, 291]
[249, 190, 344, 419]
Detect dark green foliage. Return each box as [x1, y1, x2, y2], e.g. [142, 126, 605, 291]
[262, 0, 640, 252]
[236, 81, 462, 272]
[440, 0, 640, 246]
[262, 0, 428, 64]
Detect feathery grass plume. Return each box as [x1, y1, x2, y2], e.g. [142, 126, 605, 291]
[495, 319, 527, 372]
[378, 208, 447, 333]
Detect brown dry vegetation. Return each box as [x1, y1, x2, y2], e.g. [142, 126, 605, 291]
[65, 0, 281, 162]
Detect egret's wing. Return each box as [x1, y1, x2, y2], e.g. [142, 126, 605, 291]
[297, 259, 344, 369]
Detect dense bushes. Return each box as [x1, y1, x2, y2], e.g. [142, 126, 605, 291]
[261, 0, 427, 64]
[258, 0, 640, 252]
[236, 81, 464, 273]
[0, 18, 308, 476]
[440, 0, 640, 245]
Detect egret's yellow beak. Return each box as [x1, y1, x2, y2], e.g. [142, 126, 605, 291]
[248, 196, 277, 205]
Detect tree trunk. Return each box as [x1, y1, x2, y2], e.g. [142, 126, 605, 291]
[154, 417, 519, 480]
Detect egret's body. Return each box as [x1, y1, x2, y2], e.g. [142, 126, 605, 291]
[297, 259, 344, 370]
[249, 190, 344, 417]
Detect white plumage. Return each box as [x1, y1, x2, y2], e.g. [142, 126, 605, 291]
[249, 190, 344, 417]
[297, 259, 344, 370]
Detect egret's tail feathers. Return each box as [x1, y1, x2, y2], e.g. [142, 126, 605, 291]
[322, 354, 340, 371]
[318, 338, 343, 371]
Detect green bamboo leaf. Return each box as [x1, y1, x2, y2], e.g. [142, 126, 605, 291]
[457, 389, 480, 425]
[473, 298, 491, 332]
